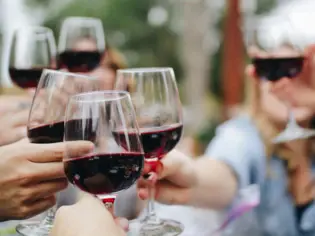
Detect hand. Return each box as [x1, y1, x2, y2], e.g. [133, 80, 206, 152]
[0, 95, 33, 115]
[0, 140, 93, 221]
[0, 109, 29, 146]
[270, 78, 315, 110]
[137, 150, 237, 209]
[51, 195, 128, 236]
[137, 150, 197, 205]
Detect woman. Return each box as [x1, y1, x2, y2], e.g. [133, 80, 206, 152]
[138, 47, 315, 235]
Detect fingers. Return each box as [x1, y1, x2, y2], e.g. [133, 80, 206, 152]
[2, 127, 27, 145]
[154, 180, 192, 205]
[4, 109, 29, 127]
[137, 173, 158, 200]
[27, 141, 94, 163]
[27, 162, 66, 181]
[159, 150, 186, 179]
[18, 195, 56, 220]
[22, 178, 68, 202]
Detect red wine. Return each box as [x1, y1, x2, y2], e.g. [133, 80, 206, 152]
[9, 68, 45, 88]
[252, 57, 304, 82]
[28, 121, 65, 143]
[28, 119, 95, 144]
[58, 51, 103, 72]
[64, 153, 144, 195]
[113, 124, 183, 160]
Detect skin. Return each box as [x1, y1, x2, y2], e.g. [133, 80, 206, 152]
[137, 45, 315, 210]
[0, 140, 93, 221]
[51, 195, 128, 236]
[0, 94, 35, 145]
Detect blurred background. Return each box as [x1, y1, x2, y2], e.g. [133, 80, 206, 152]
[0, 0, 314, 155]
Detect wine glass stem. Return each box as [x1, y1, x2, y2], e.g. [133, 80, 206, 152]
[146, 184, 159, 222]
[287, 104, 298, 128]
[40, 205, 57, 227]
[98, 195, 116, 213]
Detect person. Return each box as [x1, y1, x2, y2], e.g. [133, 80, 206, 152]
[0, 139, 92, 221]
[137, 46, 315, 236]
[51, 195, 128, 236]
[71, 37, 127, 90]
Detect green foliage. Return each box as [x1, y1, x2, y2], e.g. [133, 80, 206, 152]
[43, 0, 183, 79]
[25, 0, 50, 7]
[256, 0, 276, 14]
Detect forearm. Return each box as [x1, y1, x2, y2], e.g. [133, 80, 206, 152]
[189, 157, 237, 210]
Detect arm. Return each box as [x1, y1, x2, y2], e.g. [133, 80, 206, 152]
[138, 118, 265, 210]
[189, 157, 238, 210]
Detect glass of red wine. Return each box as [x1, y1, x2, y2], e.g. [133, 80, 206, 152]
[16, 69, 100, 236]
[63, 91, 144, 209]
[9, 26, 56, 89]
[245, 17, 315, 143]
[115, 68, 184, 235]
[58, 17, 105, 73]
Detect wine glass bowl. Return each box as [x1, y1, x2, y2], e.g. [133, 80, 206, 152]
[16, 69, 99, 236]
[9, 26, 56, 89]
[58, 17, 105, 72]
[115, 67, 184, 235]
[63, 91, 144, 204]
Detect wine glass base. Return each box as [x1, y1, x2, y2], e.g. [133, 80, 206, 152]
[16, 222, 39, 236]
[128, 219, 183, 236]
[16, 222, 53, 236]
[272, 127, 315, 144]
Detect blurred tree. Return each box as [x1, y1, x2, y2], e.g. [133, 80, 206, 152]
[210, 0, 276, 99]
[38, 0, 182, 79]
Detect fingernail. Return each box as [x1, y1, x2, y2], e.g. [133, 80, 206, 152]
[117, 218, 129, 231]
[143, 173, 151, 179]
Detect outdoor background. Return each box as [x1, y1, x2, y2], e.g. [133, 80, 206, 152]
[0, 0, 312, 155]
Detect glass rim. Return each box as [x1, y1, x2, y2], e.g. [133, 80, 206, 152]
[14, 26, 53, 35]
[117, 67, 173, 74]
[62, 16, 103, 24]
[69, 90, 131, 103]
[41, 69, 97, 80]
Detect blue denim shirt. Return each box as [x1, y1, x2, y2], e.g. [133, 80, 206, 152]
[205, 116, 315, 236]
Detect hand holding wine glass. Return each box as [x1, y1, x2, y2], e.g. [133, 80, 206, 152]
[137, 149, 196, 205]
[0, 139, 92, 222]
[9, 26, 56, 89]
[16, 70, 100, 236]
[63, 91, 144, 209]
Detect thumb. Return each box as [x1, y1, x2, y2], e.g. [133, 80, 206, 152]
[114, 217, 129, 232]
[160, 150, 196, 188]
[155, 180, 191, 205]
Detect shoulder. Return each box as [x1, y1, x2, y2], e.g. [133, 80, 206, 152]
[205, 116, 266, 186]
[206, 115, 264, 156]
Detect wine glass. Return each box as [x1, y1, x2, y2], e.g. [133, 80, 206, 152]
[115, 68, 184, 235]
[58, 17, 105, 72]
[63, 91, 144, 209]
[16, 69, 100, 236]
[9, 26, 56, 89]
[244, 16, 315, 143]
